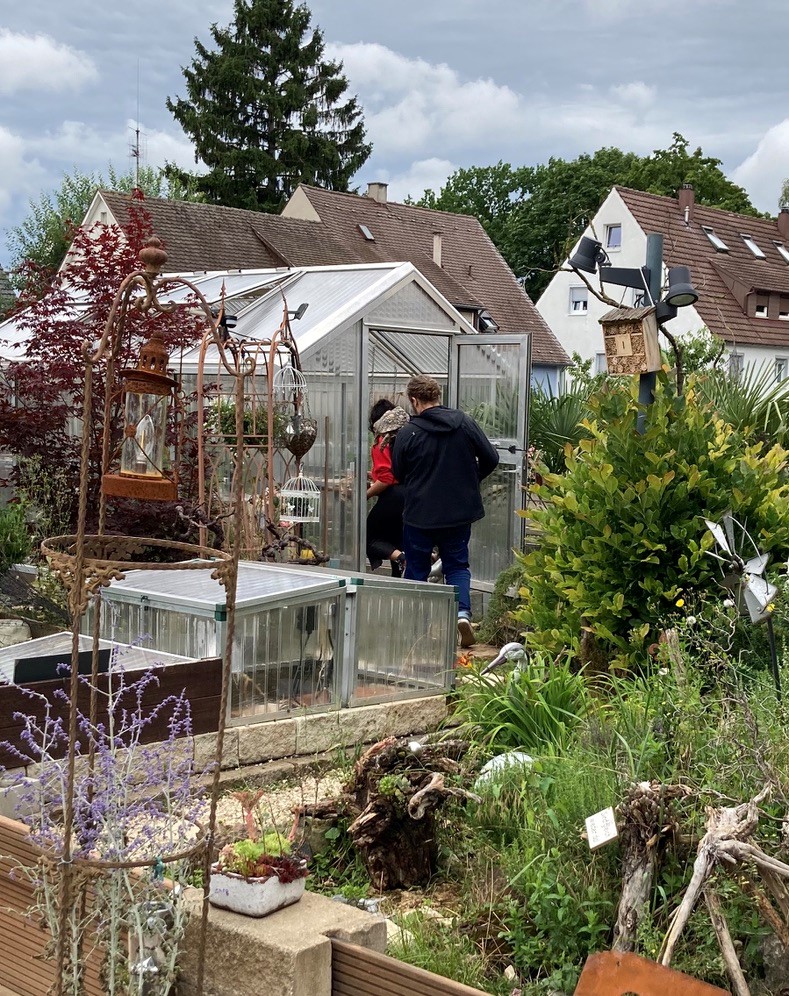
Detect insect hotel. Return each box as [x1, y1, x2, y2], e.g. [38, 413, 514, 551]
[599, 305, 662, 375]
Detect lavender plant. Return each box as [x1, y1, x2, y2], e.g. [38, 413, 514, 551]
[0, 642, 207, 995]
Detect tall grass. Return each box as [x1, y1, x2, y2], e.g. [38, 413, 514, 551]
[454, 652, 591, 753]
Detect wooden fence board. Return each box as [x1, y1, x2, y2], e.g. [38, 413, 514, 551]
[331, 939, 489, 996]
[0, 816, 105, 995]
[0, 657, 222, 769]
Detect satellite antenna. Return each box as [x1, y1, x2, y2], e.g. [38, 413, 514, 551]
[704, 513, 781, 698]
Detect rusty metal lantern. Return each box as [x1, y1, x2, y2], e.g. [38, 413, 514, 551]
[102, 330, 179, 500]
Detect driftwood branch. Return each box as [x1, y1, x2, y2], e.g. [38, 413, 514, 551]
[612, 781, 691, 953]
[704, 888, 751, 996]
[659, 787, 769, 967]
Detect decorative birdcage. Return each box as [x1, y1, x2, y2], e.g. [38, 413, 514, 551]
[279, 474, 321, 524]
[272, 364, 317, 459]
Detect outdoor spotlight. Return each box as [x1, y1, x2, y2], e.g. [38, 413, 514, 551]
[569, 236, 609, 274]
[655, 300, 678, 324]
[221, 312, 238, 332]
[289, 302, 309, 321]
[664, 266, 699, 308]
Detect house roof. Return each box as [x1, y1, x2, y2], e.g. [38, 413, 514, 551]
[96, 188, 568, 366]
[291, 185, 567, 364]
[616, 186, 789, 349]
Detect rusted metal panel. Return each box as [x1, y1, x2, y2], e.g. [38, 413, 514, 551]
[573, 950, 729, 995]
[331, 938, 489, 996]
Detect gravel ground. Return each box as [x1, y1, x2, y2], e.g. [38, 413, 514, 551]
[198, 770, 347, 838]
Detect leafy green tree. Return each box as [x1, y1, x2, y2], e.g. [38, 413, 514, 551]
[7, 164, 193, 292]
[414, 162, 530, 261]
[166, 0, 371, 212]
[420, 134, 760, 299]
[619, 133, 756, 214]
[780, 177, 789, 211]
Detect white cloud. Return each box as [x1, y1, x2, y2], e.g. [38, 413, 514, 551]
[329, 42, 523, 158]
[0, 30, 97, 95]
[731, 120, 789, 215]
[27, 119, 198, 175]
[0, 125, 47, 224]
[331, 41, 672, 170]
[610, 82, 657, 111]
[371, 158, 457, 203]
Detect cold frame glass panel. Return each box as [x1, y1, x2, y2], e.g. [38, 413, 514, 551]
[350, 583, 454, 705]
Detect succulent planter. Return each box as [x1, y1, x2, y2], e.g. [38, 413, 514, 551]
[208, 863, 307, 917]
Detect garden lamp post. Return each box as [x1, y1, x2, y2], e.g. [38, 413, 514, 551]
[569, 232, 700, 431]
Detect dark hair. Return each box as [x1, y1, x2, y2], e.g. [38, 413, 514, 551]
[369, 398, 395, 433]
[406, 375, 441, 405]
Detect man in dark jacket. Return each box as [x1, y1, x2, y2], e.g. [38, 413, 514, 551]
[391, 375, 499, 648]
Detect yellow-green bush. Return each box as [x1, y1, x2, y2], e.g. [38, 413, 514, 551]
[518, 375, 789, 664]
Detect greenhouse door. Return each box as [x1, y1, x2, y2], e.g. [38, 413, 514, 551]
[452, 334, 531, 591]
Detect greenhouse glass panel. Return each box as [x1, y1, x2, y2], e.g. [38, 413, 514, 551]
[299, 321, 361, 569]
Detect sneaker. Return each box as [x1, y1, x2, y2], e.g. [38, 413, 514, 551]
[457, 616, 475, 648]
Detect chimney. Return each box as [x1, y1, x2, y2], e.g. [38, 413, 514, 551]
[432, 232, 443, 268]
[366, 182, 388, 203]
[778, 208, 789, 241]
[678, 183, 695, 224]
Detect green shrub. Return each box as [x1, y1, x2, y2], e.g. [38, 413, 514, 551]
[518, 375, 789, 665]
[0, 501, 31, 573]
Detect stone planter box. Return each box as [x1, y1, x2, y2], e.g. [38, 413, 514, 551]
[208, 863, 306, 917]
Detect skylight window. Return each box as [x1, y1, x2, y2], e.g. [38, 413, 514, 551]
[702, 226, 729, 252]
[741, 234, 766, 258]
[774, 241, 789, 264]
[358, 224, 375, 241]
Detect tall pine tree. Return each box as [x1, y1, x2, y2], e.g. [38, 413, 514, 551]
[167, 0, 371, 212]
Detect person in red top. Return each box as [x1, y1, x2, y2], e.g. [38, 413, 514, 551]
[366, 400, 409, 576]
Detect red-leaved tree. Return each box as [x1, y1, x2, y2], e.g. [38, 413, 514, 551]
[0, 193, 208, 543]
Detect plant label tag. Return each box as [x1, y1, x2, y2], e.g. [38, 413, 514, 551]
[585, 807, 618, 850]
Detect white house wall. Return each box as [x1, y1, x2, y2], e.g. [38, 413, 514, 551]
[537, 189, 705, 374]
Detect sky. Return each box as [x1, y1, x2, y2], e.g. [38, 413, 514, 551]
[1, 0, 788, 270]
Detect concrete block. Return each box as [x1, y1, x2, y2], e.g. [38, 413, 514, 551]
[237, 718, 297, 766]
[0, 618, 31, 649]
[194, 729, 240, 774]
[295, 711, 342, 756]
[178, 887, 385, 996]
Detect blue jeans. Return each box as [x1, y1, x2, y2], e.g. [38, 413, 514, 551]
[403, 523, 472, 616]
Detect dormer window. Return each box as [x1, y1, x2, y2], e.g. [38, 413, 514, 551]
[741, 234, 766, 258]
[702, 226, 729, 252]
[605, 224, 622, 250]
[755, 304, 768, 318]
[774, 241, 789, 264]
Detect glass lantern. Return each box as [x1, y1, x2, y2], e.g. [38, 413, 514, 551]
[102, 331, 178, 501]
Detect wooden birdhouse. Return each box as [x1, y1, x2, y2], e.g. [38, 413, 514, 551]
[599, 306, 661, 375]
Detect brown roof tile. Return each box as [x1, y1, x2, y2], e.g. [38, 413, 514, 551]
[296, 185, 568, 365]
[616, 186, 789, 349]
[98, 188, 568, 366]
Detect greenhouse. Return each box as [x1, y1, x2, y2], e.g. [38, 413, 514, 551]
[172, 261, 533, 591]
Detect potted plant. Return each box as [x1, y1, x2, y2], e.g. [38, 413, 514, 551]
[208, 791, 308, 917]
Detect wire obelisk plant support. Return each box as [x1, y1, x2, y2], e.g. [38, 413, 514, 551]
[39, 236, 247, 995]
